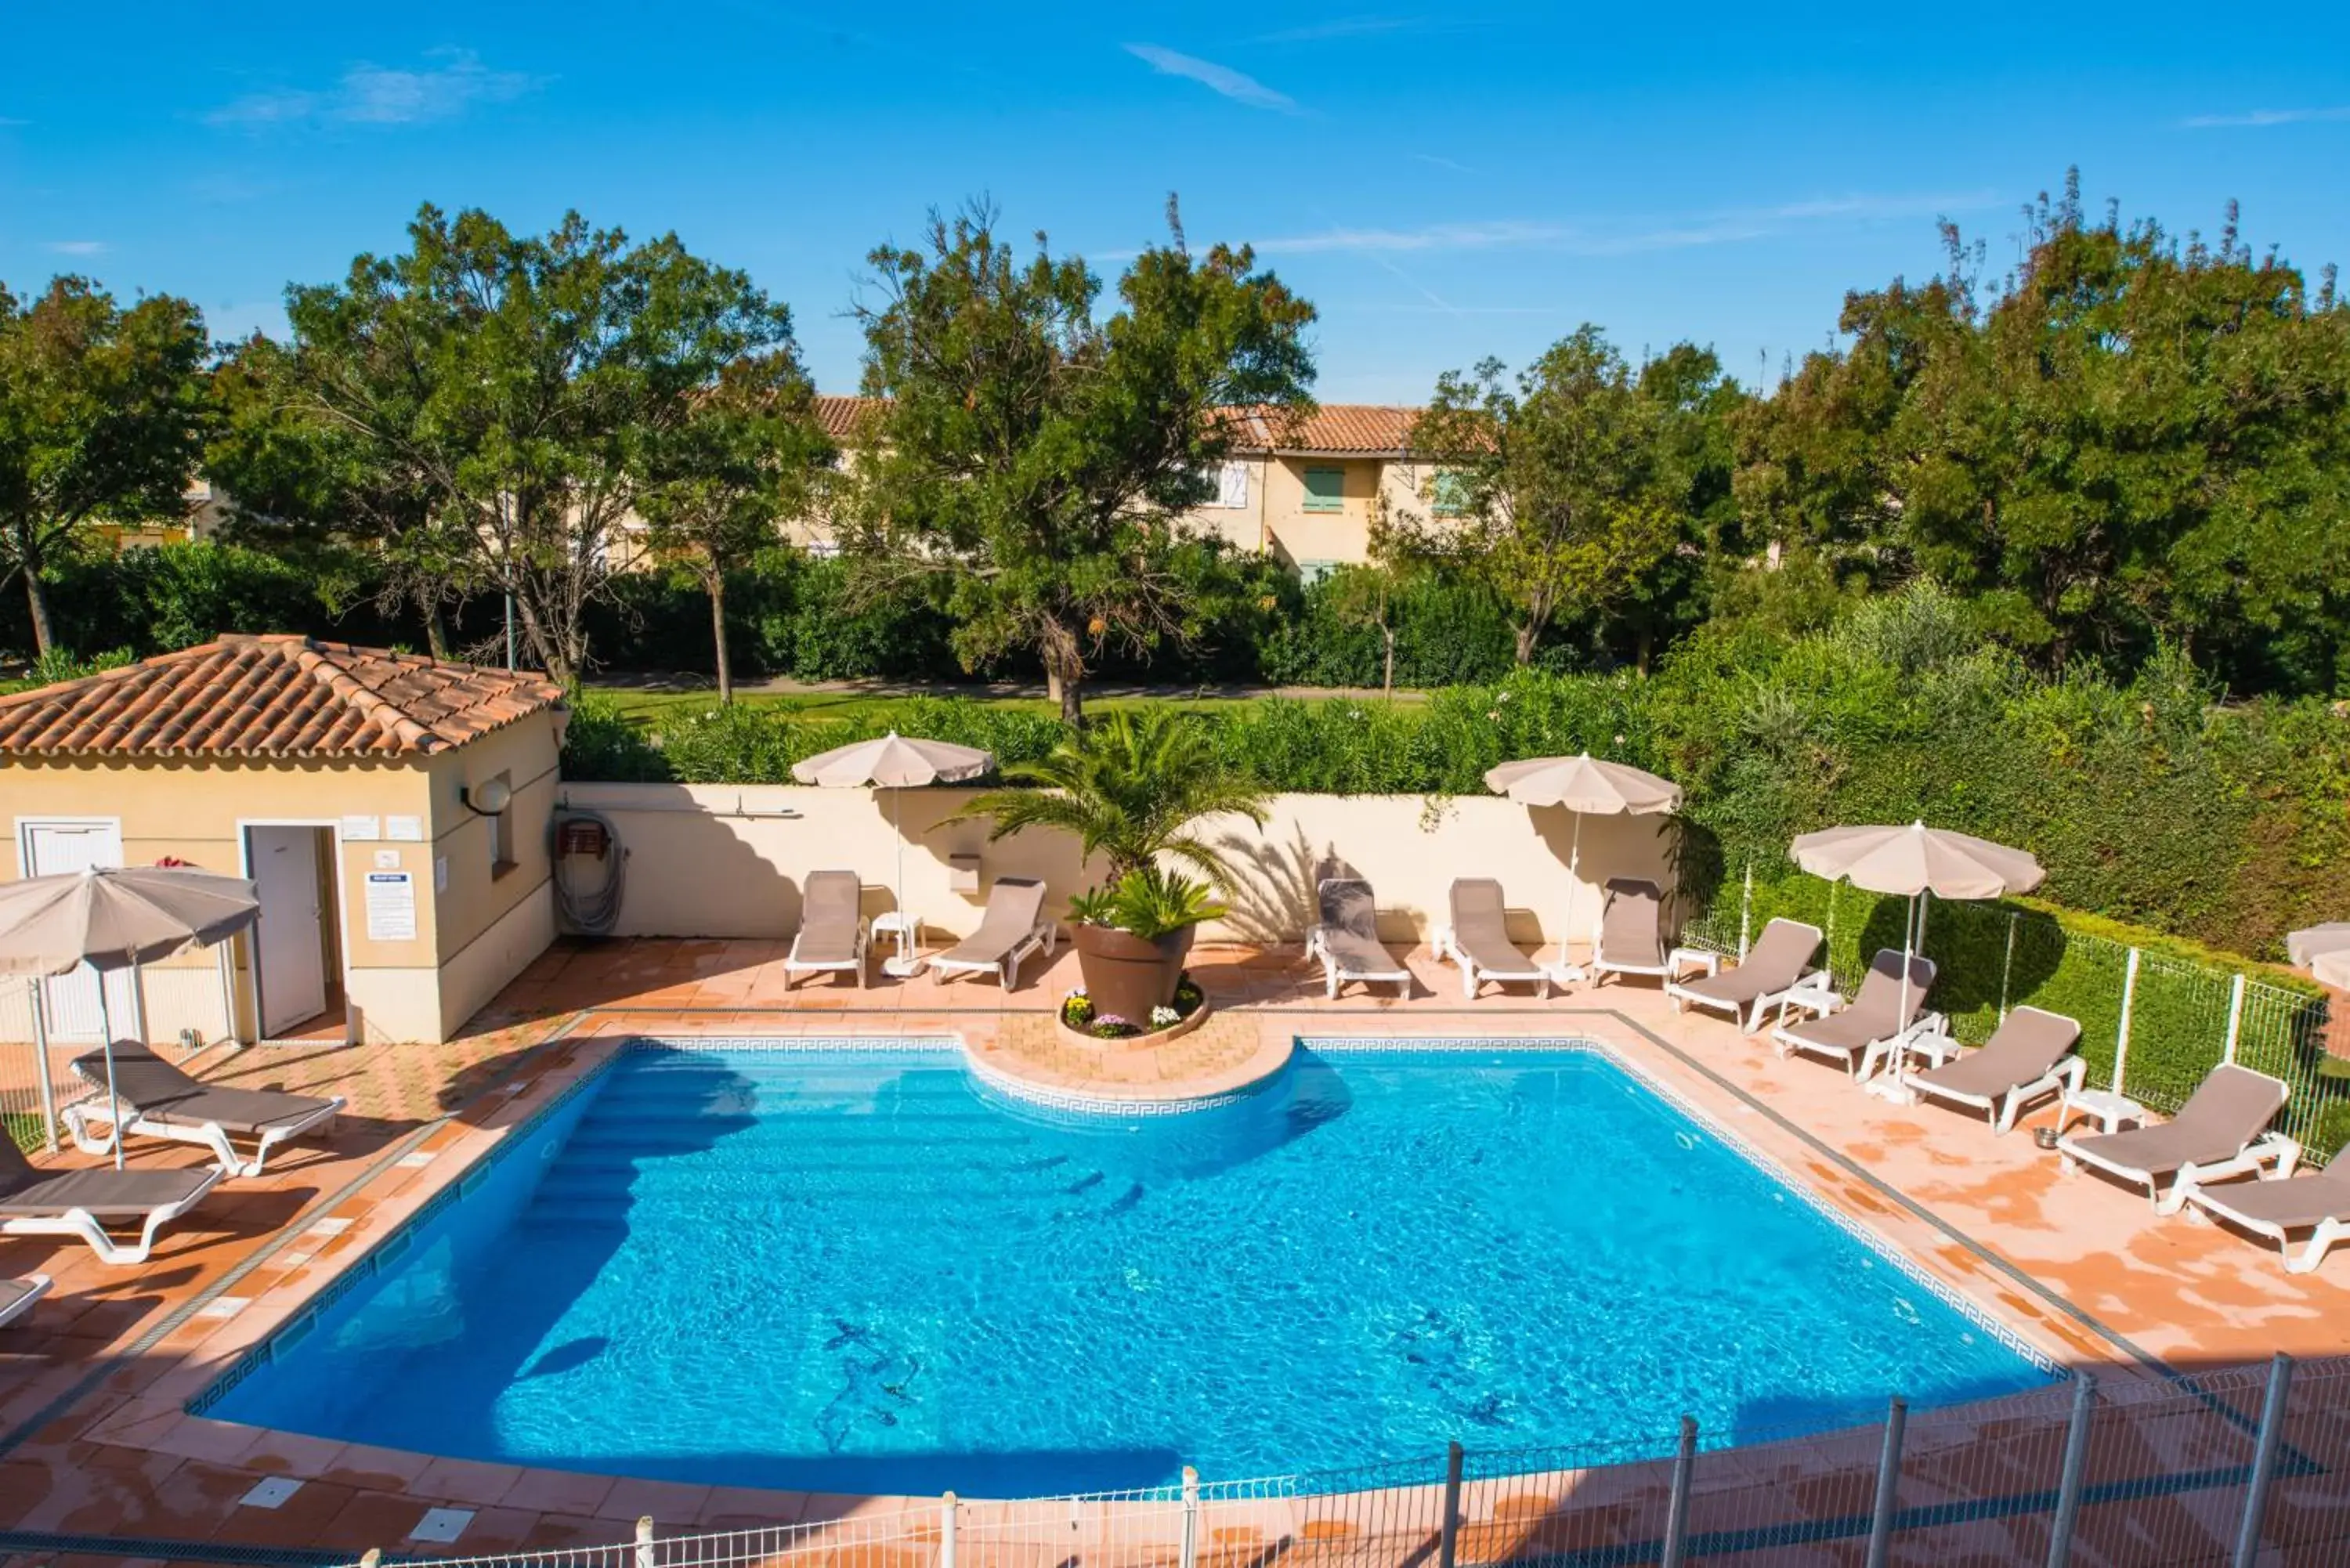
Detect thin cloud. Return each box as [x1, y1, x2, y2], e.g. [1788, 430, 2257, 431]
[45, 240, 109, 256]
[2182, 105, 2350, 128]
[208, 49, 540, 128]
[1253, 16, 1416, 43]
[1123, 45, 1297, 112]
[1410, 152, 1478, 175]
[1254, 191, 1998, 257]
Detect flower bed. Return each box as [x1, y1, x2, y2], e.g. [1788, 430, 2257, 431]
[1057, 974, 1209, 1049]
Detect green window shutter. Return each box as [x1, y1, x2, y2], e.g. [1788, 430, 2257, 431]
[1302, 467, 1346, 512]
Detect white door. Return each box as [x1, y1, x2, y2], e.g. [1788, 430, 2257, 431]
[20, 820, 138, 1040]
[249, 826, 329, 1035]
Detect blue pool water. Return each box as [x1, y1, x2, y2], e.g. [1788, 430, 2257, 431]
[212, 1043, 2052, 1494]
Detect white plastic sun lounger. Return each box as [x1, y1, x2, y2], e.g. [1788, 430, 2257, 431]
[2181, 1143, 2350, 1274]
[2060, 1064, 2295, 1214]
[0, 1274, 50, 1330]
[1582, 879, 1687, 988]
[65, 1043, 344, 1178]
[927, 877, 1055, 990]
[785, 870, 870, 988]
[0, 1137, 221, 1266]
[1307, 878, 1413, 999]
[1432, 879, 1550, 999]
[1664, 918, 1825, 1031]
[1770, 948, 1941, 1078]
[1905, 1006, 2083, 1133]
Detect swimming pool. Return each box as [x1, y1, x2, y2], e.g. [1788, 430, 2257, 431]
[208, 1041, 2055, 1495]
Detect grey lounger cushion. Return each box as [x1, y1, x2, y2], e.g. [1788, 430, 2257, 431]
[1674, 919, 1822, 1009]
[935, 877, 1049, 966]
[1911, 1006, 2081, 1100]
[2193, 1151, 2350, 1228]
[2067, 1064, 2289, 1177]
[0, 1138, 213, 1219]
[1449, 879, 1542, 976]
[1318, 879, 1408, 974]
[1598, 879, 1666, 967]
[70, 1043, 337, 1136]
[793, 870, 865, 966]
[1781, 949, 1936, 1053]
[0, 1275, 45, 1321]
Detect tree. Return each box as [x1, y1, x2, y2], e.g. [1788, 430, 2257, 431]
[844, 200, 1317, 721]
[204, 334, 472, 656]
[947, 706, 1270, 886]
[1393, 327, 1681, 665]
[634, 352, 834, 703]
[264, 204, 793, 684]
[0, 278, 210, 654]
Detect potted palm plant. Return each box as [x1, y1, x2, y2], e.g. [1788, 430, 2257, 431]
[948, 709, 1269, 1031]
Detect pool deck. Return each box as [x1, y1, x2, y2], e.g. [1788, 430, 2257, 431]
[3, 935, 2348, 1560]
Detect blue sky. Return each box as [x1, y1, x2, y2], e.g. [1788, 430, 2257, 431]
[5, 4, 2348, 403]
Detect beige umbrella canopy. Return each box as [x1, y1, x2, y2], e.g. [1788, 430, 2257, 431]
[0, 866, 261, 1168]
[791, 732, 994, 975]
[1485, 753, 1682, 944]
[2287, 925, 2350, 991]
[1790, 821, 2046, 902]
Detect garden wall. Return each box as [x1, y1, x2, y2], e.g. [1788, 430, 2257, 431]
[553, 782, 1674, 948]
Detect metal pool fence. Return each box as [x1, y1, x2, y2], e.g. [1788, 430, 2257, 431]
[362, 1354, 2348, 1568]
[1, 953, 233, 1153]
[1679, 869, 2349, 1169]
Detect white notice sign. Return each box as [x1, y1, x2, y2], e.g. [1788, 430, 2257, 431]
[341, 815, 382, 842]
[364, 871, 417, 941]
[385, 815, 425, 842]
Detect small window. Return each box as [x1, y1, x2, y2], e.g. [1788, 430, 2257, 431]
[1296, 559, 1340, 584]
[1301, 467, 1346, 513]
[1204, 461, 1249, 509]
[1430, 469, 1470, 518]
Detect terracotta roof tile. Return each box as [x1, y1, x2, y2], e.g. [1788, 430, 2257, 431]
[809, 397, 1418, 455]
[0, 636, 566, 760]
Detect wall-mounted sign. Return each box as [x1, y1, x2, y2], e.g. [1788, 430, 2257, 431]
[364, 870, 416, 941]
[385, 815, 425, 842]
[341, 815, 382, 842]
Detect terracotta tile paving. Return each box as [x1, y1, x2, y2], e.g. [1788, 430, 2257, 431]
[4, 938, 2348, 1561]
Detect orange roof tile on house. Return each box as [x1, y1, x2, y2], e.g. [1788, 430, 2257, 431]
[810, 396, 1418, 455]
[0, 635, 566, 760]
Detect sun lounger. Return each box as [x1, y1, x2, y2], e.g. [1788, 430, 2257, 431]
[2182, 1143, 2350, 1274]
[785, 870, 870, 988]
[0, 1137, 221, 1266]
[1433, 879, 1550, 999]
[0, 1274, 50, 1329]
[1665, 919, 1825, 1031]
[2060, 1064, 2295, 1214]
[1770, 948, 1941, 1078]
[1579, 879, 1708, 989]
[1307, 878, 1413, 999]
[1906, 1006, 2084, 1133]
[64, 1043, 344, 1179]
[927, 877, 1054, 990]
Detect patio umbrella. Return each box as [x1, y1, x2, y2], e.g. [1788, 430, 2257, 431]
[1484, 753, 1683, 945]
[2287, 924, 2350, 990]
[790, 732, 993, 976]
[0, 866, 261, 1167]
[1789, 821, 2044, 1095]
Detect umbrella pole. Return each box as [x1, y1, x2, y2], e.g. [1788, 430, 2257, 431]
[96, 963, 124, 1171]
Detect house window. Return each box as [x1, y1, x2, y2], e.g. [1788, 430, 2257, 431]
[1302, 467, 1346, 513]
[1430, 469, 1470, 518]
[1296, 559, 1340, 584]
[1203, 461, 1249, 509]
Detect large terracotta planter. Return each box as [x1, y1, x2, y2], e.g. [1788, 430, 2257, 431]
[1072, 922, 1195, 1027]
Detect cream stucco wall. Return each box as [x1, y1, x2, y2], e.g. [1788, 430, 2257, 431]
[2, 712, 562, 1046]
[553, 781, 1675, 949]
